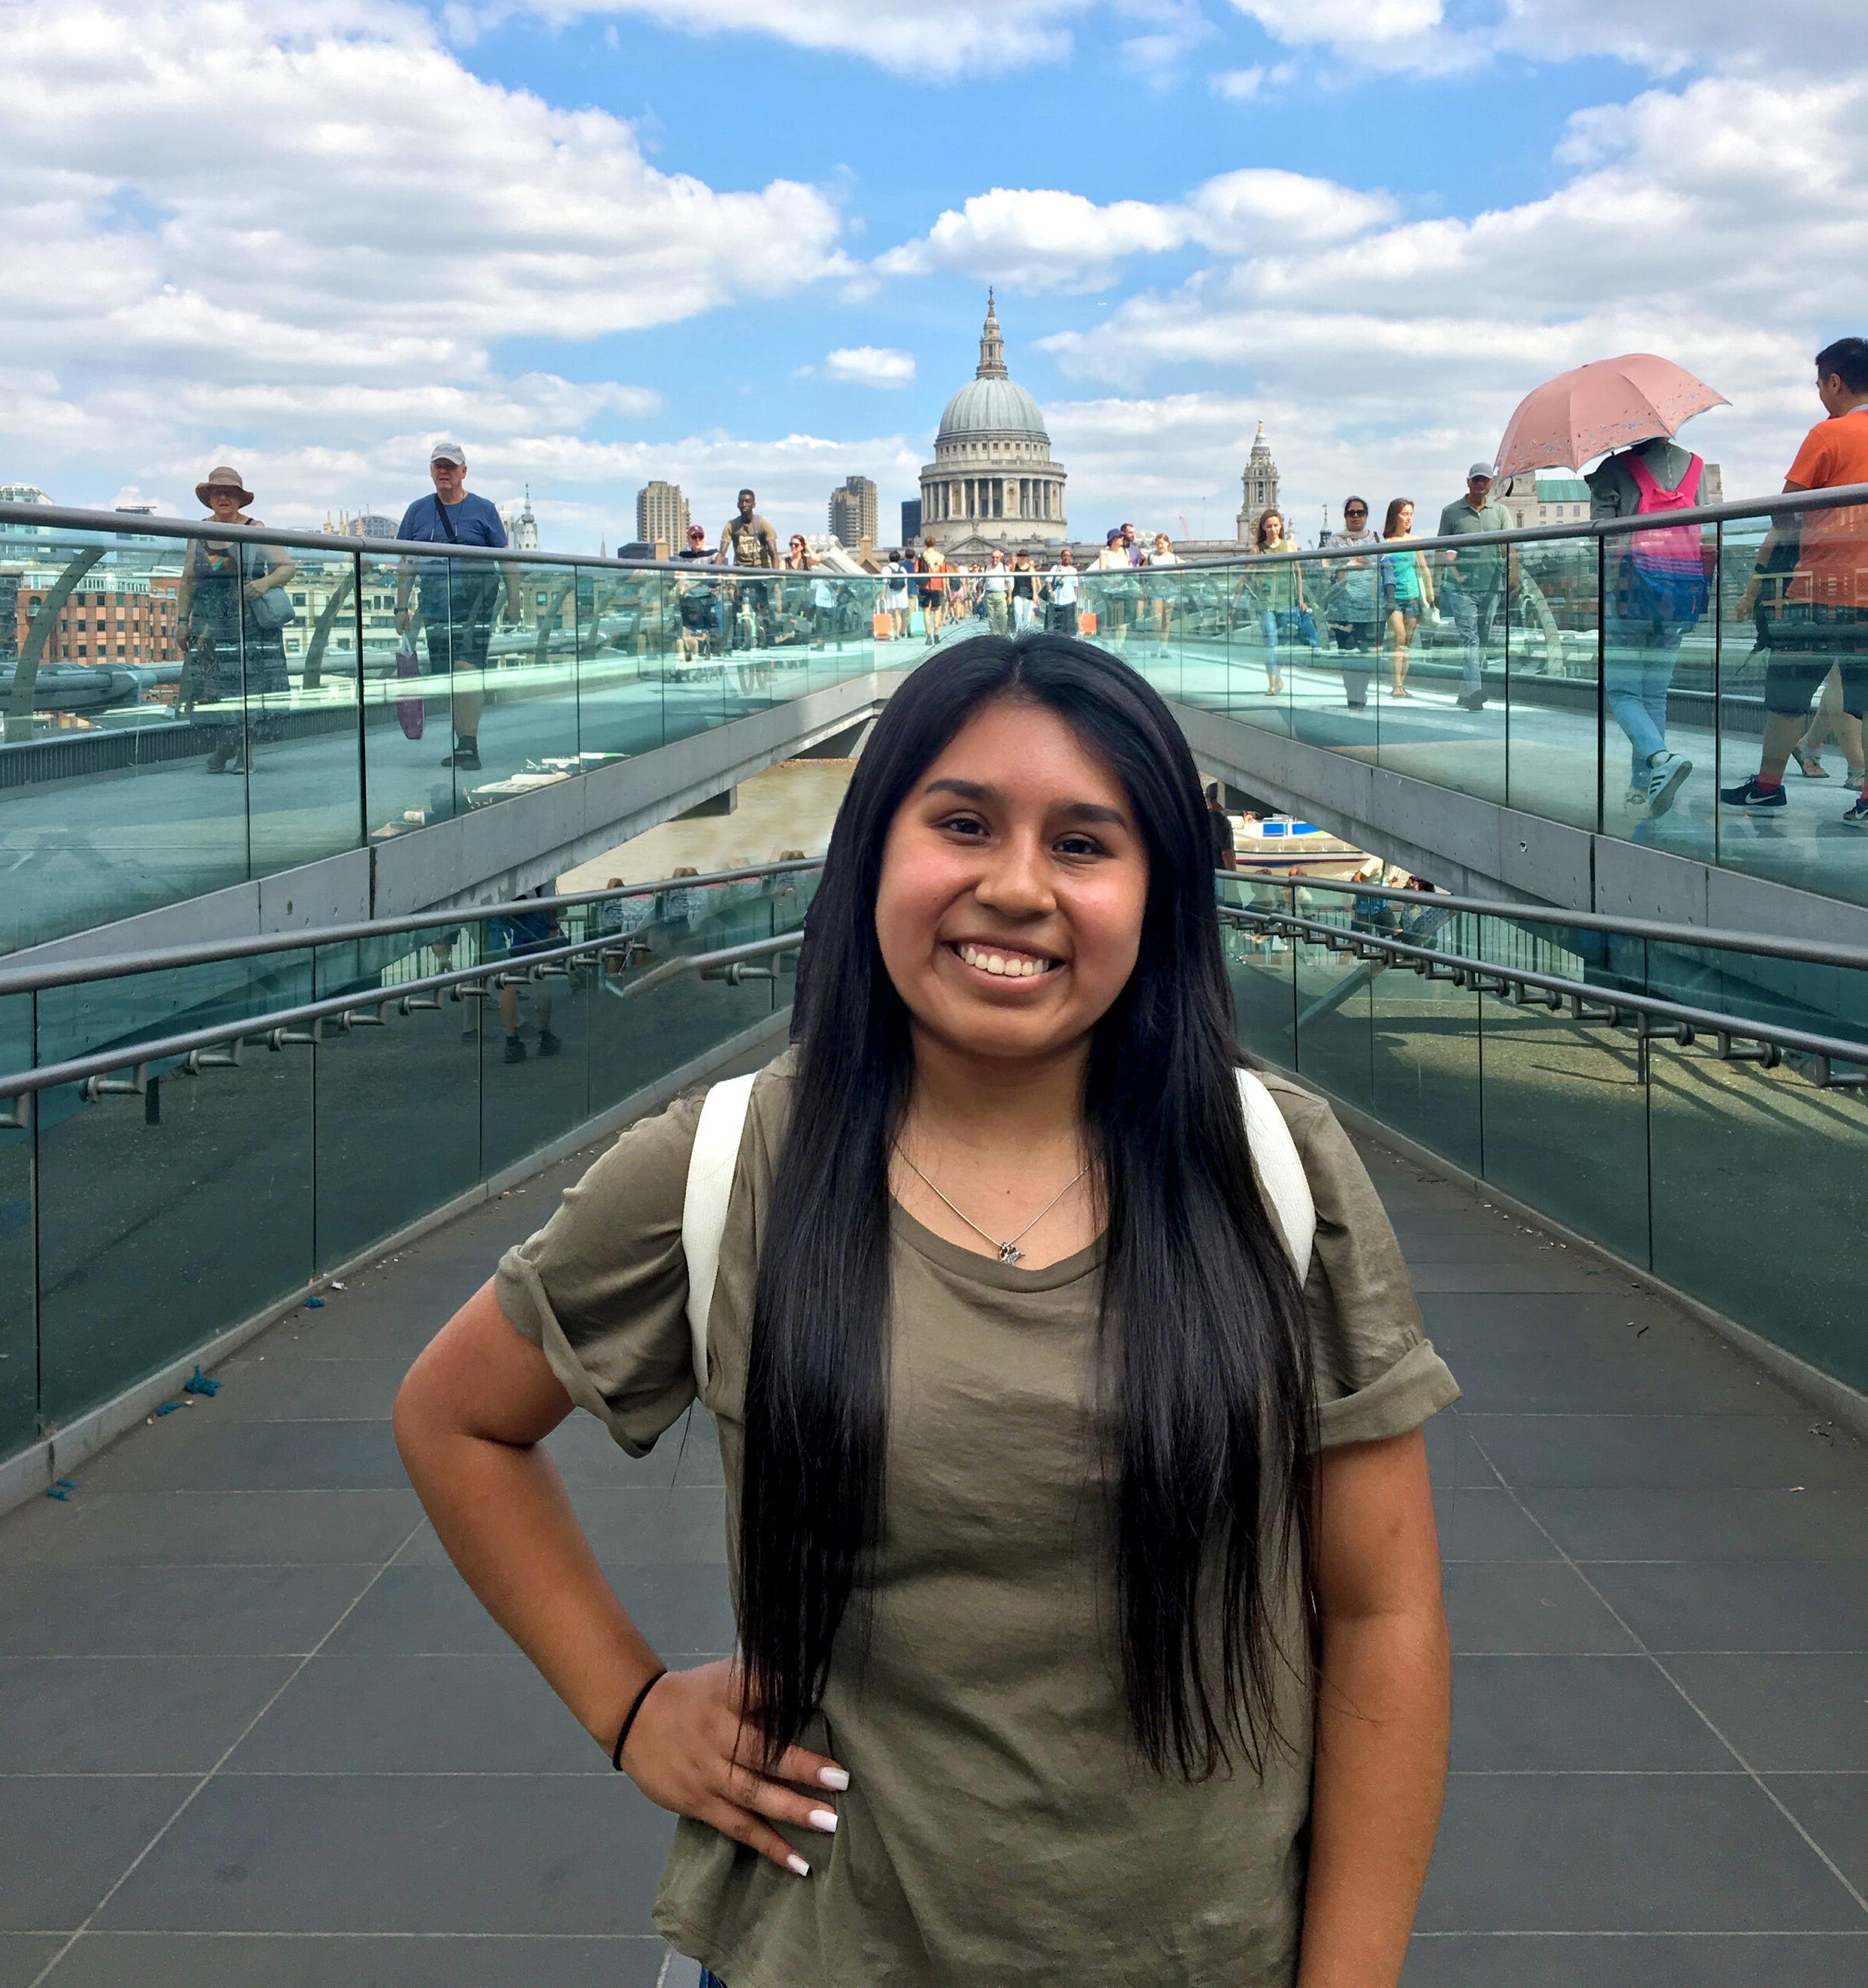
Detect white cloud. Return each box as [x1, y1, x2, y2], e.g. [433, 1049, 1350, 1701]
[1228, 0, 1445, 41]
[825, 347, 918, 387]
[877, 172, 1395, 293]
[1039, 70, 1868, 512]
[1211, 67, 1266, 99]
[0, 3, 846, 388]
[498, 0, 1081, 78]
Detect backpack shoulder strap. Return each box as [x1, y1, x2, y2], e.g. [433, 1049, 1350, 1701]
[682, 1072, 759, 1392]
[1235, 1067, 1316, 1277]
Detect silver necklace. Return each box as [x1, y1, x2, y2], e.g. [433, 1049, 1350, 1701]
[894, 1148, 1090, 1265]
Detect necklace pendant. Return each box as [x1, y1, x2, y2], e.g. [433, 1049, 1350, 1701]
[998, 1242, 1024, 1265]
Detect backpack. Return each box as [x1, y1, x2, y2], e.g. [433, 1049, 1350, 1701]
[680, 1068, 1318, 1392]
[1619, 451, 1708, 624]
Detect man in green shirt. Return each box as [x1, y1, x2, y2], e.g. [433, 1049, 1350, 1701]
[1436, 463, 1515, 710]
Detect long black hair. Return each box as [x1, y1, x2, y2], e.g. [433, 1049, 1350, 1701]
[739, 635, 1318, 1779]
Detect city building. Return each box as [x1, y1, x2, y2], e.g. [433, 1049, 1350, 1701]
[900, 499, 922, 547]
[501, 488, 540, 553]
[635, 481, 689, 554]
[1235, 422, 1281, 541]
[919, 291, 1067, 555]
[12, 570, 181, 666]
[828, 475, 878, 551]
[325, 509, 398, 540]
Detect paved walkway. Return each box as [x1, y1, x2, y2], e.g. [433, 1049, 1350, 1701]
[1, 1100, 1863, 1986]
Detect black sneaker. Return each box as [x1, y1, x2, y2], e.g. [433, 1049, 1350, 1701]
[443, 747, 481, 771]
[1719, 775, 1786, 810]
[537, 1029, 563, 1058]
[503, 1035, 526, 1063]
[1844, 796, 1868, 827]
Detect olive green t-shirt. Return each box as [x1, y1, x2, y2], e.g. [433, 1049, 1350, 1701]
[495, 1054, 1458, 1988]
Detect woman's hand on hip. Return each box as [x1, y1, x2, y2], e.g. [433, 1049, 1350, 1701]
[620, 1659, 846, 1877]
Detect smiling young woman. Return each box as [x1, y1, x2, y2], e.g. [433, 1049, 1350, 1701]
[394, 636, 1459, 1988]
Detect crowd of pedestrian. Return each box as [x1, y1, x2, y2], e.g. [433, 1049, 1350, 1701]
[165, 333, 1866, 821]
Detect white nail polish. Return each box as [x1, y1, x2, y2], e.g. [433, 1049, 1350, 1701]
[817, 1767, 850, 1791]
[787, 1853, 811, 1879]
[807, 1809, 839, 1833]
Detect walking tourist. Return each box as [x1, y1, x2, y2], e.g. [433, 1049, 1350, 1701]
[1588, 437, 1709, 818]
[490, 887, 562, 1064]
[1093, 527, 1135, 645]
[1378, 499, 1433, 700]
[1148, 531, 1180, 658]
[1435, 464, 1513, 711]
[1722, 336, 1868, 823]
[884, 553, 911, 639]
[1207, 781, 1238, 871]
[1239, 507, 1305, 697]
[1321, 497, 1382, 710]
[982, 548, 1012, 636]
[920, 538, 949, 642]
[178, 466, 296, 775]
[717, 489, 780, 651]
[1045, 545, 1081, 635]
[395, 631, 1458, 1988]
[1010, 551, 1038, 634]
[1792, 667, 1866, 788]
[394, 442, 516, 773]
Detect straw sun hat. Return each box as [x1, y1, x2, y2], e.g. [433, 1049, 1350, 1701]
[196, 465, 254, 507]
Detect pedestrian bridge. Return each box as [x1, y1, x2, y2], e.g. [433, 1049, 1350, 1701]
[7, 486, 1868, 982]
[0, 864, 1863, 1984]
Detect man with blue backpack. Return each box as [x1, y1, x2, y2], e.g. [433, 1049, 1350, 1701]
[1588, 436, 1709, 820]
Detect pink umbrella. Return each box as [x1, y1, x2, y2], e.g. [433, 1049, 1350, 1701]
[1495, 353, 1727, 478]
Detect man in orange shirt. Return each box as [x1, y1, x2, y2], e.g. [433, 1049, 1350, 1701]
[1723, 337, 1868, 822]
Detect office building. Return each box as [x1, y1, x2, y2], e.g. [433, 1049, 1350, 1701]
[636, 481, 689, 553]
[828, 475, 878, 550]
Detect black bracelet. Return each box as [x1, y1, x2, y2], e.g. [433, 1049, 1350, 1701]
[610, 1667, 668, 1773]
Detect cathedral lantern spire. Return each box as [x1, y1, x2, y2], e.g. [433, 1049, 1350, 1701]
[976, 288, 1008, 380]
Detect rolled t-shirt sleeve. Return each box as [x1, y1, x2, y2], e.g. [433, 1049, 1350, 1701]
[1279, 1090, 1460, 1449]
[495, 1093, 703, 1455]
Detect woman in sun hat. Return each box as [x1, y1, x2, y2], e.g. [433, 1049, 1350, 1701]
[175, 467, 296, 774]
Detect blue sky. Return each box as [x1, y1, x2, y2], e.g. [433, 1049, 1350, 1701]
[3, 2, 1858, 548]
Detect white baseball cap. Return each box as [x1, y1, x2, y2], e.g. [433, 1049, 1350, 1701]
[1467, 461, 1498, 481]
[430, 440, 467, 467]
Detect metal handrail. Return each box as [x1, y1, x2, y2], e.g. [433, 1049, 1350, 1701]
[1222, 905, 1868, 1088]
[5, 483, 1866, 574]
[0, 930, 804, 1128]
[0, 860, 824, 999]
[1212, 872, 1868, 975]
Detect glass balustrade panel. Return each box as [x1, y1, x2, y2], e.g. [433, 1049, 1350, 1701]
[579, 568, 669, 759]
[1288, 896, 1376, 1113]
[457, 558, 582, 810]
[1506, 533, 1600, 834]
[1298, 544, 1379, 759]
[478, 898, 594, 1179]
[33, 954, 318, 1426]
[246, 539, 365, 878]
[312, 921, 483, 1270]
[1647, 1038, 1868, 1395]
[357, 543, 452, 843]
[1715, 505, 1868, 906]
[1368, 530, 1439, 780]
[1400, 530, 1509, 805]
[0, 527, 250, 957]
[1222, 883, 1299, 1068]
[1368, 910, 1484, 1175]
[1475, 943, 1651, 1267]
[0, 992, 33, 1453]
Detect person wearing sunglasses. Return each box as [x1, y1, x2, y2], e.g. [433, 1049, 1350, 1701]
[1320, 498, 1382, 711]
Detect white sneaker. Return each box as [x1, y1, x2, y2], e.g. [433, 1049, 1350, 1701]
[1645, 751, 1693, 820]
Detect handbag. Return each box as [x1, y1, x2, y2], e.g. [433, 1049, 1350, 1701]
[395, 642, 425, 741]
[248, 583, 296, 631]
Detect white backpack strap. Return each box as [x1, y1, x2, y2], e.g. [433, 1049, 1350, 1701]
[1235, 1067, 1315, 1277]
[682, 1072, 759, 1392]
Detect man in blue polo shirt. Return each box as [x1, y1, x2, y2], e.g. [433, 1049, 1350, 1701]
[394, 442, 518, 771]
